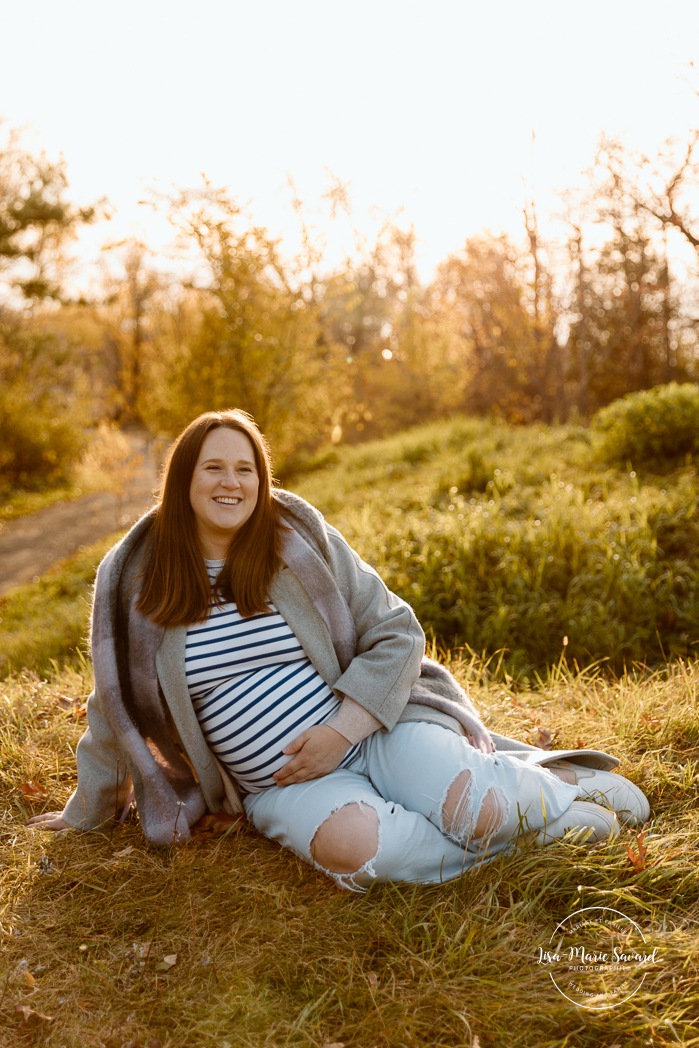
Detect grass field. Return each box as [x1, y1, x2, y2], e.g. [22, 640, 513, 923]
[287, 417, 698, 679]
[1, 415, 698, 1046]
[2, 658, 698, 1047]
[2, 415, 697, 682]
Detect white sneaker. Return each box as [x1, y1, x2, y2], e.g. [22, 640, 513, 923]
[567, 766, 650, 827]
[534, 800, 620, 846]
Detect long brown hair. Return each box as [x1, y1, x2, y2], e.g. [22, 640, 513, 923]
[137, 410, 283, 626]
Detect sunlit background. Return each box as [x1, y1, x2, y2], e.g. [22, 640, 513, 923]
[3, 0, 698, 281]
[1, 0, 698, 478]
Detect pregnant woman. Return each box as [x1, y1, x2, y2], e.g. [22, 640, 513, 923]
[28, 410, 649, 890]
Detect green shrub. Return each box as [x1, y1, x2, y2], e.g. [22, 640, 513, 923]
[295, 415, 699, 680]
[0, 387, 86, 493]
[356, 476, 699, 678]
[592, 383, 699, 467]
[0, 322, 87, 495]
[434, 448, 493, 497]
[8, 413, 699, 682]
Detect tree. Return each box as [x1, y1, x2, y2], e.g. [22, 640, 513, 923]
[564, 226, 670, 410]
[562, 140, 698, 416]
[522, 200, 566, 419]
[142, 184, 340, 465]
[599, 132, 699, 257]
[0, 126, 95, 302]
[316, 220, 463, 440]
[430, 234, 560, 423]
[0, 128, 94, 491]
[92, 240, 163, 424]
[316, 239, 399, 441]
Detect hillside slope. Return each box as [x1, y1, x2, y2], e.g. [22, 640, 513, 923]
[290, 416, 699, 679]
[1, 415, 696, 680]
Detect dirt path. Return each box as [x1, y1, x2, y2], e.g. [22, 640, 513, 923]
[0, 436, 160, 596]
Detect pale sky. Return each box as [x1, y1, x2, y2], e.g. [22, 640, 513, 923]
[2, 0, 698, 285]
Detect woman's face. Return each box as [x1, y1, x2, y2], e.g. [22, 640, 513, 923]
[189, 427, 260, 558]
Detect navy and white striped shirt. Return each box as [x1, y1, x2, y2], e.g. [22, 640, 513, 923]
[185, 561, 359, 793]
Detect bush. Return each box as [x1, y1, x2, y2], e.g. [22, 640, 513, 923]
[592, 383, 699, 467]
[295, 415, 699, 679]
[0, 323, 87, 495]
[0, 386, 86, 493]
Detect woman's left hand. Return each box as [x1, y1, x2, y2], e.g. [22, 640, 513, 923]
[26, 812, 71, 831]
[274, 725, 350, 786]
[462, 713, 494, 754]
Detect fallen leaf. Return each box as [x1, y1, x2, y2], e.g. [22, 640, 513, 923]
[112, 846, 135, 858]
[18, 780, 49, 800]
[192, 810, 245, 838]
[625, 830, 649, 873]
[22, 971, 36, 989]
[534, 727, 556, 750]
[155, 953, 178, 971]
[55, 695, 87, 717]
[366, 972, 379, 990]
[15, 1004, 53, 1023]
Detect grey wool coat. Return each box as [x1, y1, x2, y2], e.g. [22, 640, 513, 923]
[62, 490, 618, 846]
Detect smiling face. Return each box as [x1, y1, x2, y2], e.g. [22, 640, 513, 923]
[189, 427, 260, 558]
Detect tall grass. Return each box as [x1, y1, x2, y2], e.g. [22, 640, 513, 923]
[0, 536, 117, 678]
[1, 660, 697, 1046]
[292, 417, 699, 680]
[2, 415, 696, 683]
[1, 415, 698, 1045]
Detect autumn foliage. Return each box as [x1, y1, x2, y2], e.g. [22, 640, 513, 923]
[1, 125, 699, 494]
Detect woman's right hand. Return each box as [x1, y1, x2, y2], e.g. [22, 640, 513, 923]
[26, 812, 71, 831]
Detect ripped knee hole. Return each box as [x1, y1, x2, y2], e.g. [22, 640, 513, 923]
[310, 802, 380, 875]
[442, 770, 506, 840]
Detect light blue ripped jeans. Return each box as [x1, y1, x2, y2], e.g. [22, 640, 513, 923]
[243, 722, 580, 891]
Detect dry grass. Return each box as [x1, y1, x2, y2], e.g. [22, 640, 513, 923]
[1, 659, 698, 1047]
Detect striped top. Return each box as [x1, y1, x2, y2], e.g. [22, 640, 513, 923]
[185, 560, 359, 793]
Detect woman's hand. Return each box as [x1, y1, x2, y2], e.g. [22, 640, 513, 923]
[26, 812, 71, 831]
[459, 712, 494, 754]
[274, 725, 350, 787]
